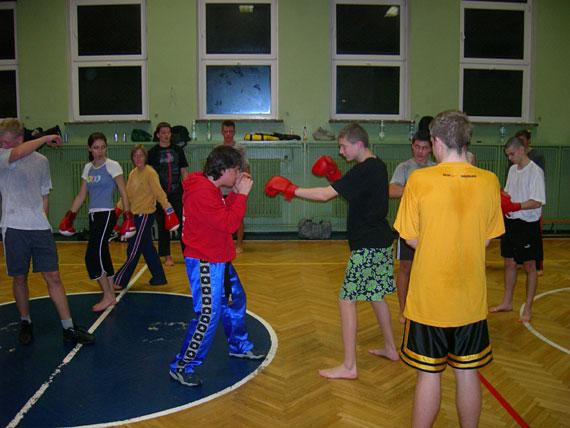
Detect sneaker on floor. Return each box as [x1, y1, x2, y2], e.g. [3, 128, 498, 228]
[63, 326, 95, 345]
[229, 349, 265, 360]
[149, 278, 167, 286]
[169, 370, 202, 387]
[18, 320, 33, 345]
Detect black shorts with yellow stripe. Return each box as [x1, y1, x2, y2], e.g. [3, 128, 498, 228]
[400, 319, 492, 372]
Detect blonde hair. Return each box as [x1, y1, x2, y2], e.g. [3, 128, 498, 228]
[131, 144, 148, 163]
[0, 118, 24, 138]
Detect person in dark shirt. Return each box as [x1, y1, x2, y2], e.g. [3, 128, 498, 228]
[148, 122, 189, 266]
[265, 123, 399, 380]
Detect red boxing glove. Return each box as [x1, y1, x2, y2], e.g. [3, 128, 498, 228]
[58, 210, 77, 236]
[312, 155, 342, 182]
[113, 207, 122, 232]
[264, 176, 298, 201]
[500, 190, 522, 215]
[120, 211, 136, 240]
[164, 207, 180, 232]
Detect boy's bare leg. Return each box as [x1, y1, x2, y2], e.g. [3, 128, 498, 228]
[368, 300, 399, 361]
[520, 260, 538, 323]
[42, 271, 72, 320]
[454, 369, 481, 428]
[13, 275, 30, 317]
[490, 257, 517, 313]
[92, 274, 117, 312]
[319, 299, 358, 379]
[412, 371, 441, 428]
[396, 260, 412, 323]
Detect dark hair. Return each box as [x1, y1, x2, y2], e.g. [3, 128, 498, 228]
[412, 129, 431, 145]
[131, 144, 148, 164]
[154, 122, 171, 141]
[87, 132, 107, 162]
[221, 120, 236, 130]
[504, 136, 525, 151]
[429, 110, 472, 155]
[338, 123, 369, 148]
[515, 129, 531, 140]
[417, 116, 434, 132]
[203, 145, 244, 180]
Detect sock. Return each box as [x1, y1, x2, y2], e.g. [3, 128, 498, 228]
[21, 315, 32, 323]
[61, 319, 73, 330]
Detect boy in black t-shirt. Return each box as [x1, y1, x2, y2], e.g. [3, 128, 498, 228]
[265, 123, 398, 380]
[148, 122, 189, 266]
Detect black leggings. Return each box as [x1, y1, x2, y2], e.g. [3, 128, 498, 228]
[85, 210, 116, 280]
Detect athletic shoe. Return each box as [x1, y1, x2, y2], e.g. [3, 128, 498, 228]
[229, 349, 265, 360]
[18, 320, 33, 345]
[63, 326, 95, 345]
[169, 370, 202, 387]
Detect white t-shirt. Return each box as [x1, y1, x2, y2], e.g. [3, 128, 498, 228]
[505, 160, 545, 222]
[0, 148, 52, 231]
[81, 159, 123, 212]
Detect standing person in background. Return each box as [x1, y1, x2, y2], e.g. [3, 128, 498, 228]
[389, 130, 435, 323]
[113, 145, 180, 289]
[266, 123, 399, 380]
[491, 136, 545, 323]
[0, 118, 95, 345]
[395, 111, 504, 427]
[59, 133, 133, 313]
[514, 129, 545, 275]
[221, 120, 247, 253]
[148, 122, 189, 266]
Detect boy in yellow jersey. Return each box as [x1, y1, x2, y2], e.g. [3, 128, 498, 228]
[394, 111, 504, 428]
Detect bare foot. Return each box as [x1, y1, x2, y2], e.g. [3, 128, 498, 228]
[537, 270, 543, 277]
[518, 311, 532, 323]
[318, 364, 357, 380]
[113, 283, 123, 291]
[369, 348, 400, 361]
[92, 298, 116, 313]
[489, 304, 513, 313]
[164, 256, 175, 267]
[235, 245, 244, 254]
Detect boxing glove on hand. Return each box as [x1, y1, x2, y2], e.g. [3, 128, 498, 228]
[59, 210, 77, 236]
[120, 211, 136, 240]
[164, 207, 180, 232]
[500, 190, 522, 215]
[113, 207, 122, 232]
[312, 155, 342, 182]
[264, 176, 298, 201]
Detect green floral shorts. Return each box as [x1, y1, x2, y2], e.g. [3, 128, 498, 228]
[339, 247, 395, 301]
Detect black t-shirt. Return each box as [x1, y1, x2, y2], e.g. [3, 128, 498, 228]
[332, 157, 393, 251]
[147, 144, 189, 195]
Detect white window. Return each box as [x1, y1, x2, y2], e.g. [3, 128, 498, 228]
[331, 0, 408, 120]
[460, 0, 532, 122]
[0, 1, 18, 119]
[198, 0, 278, 119]
[69, 0, 147, 121]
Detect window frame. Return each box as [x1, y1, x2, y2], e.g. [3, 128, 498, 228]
[0, 1, 19, 119]
[69, 0, 148, 121]
[331, 0, 409, 121]
[197, 0, 279, 120]
[460, 0, 533, 122]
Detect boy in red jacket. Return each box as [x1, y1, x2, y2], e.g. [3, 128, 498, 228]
[169, 145, 264, 387]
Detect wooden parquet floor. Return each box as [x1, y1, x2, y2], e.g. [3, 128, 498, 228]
[1, 239, 569, 427]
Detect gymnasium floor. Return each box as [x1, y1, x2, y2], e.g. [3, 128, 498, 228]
[1, 238, 569, 427]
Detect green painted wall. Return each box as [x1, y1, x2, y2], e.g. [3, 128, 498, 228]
[13, 0, 570, 146]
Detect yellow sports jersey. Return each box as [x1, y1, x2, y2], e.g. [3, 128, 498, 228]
[394, 162, 505, 327]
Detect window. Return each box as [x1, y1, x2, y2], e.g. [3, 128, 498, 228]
[198, 0, 278, 119]
[69, 0, 147, 121]
[332, 0, 408, 120]
[0, 2, 18, 118]
[461, 0, 532, 122]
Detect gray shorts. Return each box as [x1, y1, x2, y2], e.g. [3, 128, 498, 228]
[3, 228, 59, 276]
[339, 247, 395, 301]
